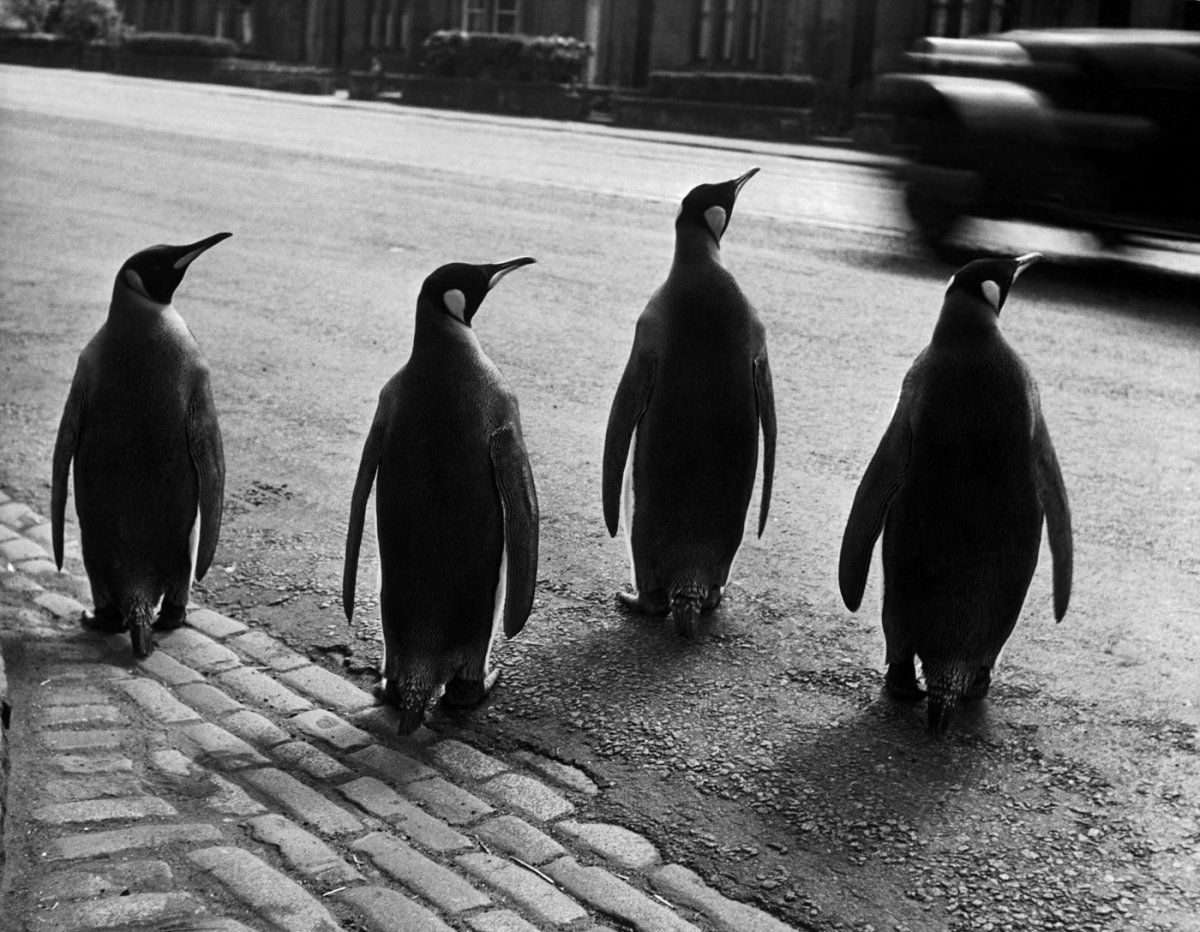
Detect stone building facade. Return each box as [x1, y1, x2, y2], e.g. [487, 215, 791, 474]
[115, 0, 1197, 92]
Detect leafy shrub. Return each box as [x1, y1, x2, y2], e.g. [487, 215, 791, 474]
[122, 31, 238, 58]
[647, 71, 819, 108]
[0, 28, 66, 44]
[49, 0, 118, 40]
[420, 30, 590, 84]
[0, 0, 52, 31]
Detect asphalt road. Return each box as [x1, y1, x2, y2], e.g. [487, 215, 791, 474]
[2, 65, 1199, 931]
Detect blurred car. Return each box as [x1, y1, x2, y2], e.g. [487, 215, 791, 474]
[872, 29, 1200, 250]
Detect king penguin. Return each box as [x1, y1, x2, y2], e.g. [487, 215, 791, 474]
[343, 258, 539, 735]
[602, 169, 777, 638]
[52, 233, 230, 659]
[838, 252, 1073, 734]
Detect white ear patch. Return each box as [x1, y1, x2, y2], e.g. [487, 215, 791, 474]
[443, 289, 467, 320]
[704, 205, 727, 240]
[124, 268, 149, 296]
[981, 280, 1002, 309]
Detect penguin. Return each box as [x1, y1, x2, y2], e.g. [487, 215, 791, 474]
[342, 257, 539, 735]
[602, 168, 777, 638]
[51, 233, 230, 659]
[838, 252, 1073, 734]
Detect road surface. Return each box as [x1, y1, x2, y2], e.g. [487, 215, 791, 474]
[2, 65, 1199, 931]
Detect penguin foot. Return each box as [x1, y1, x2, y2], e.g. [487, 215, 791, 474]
[154, 601, 187, 631]
[80, 607, 125, 634]
[616, 590, 669, 615]
[884, 662, 926, 701]
[702, 587, 723, 613]
[965, 666, 992, 701]
[441, 668, 501, 709]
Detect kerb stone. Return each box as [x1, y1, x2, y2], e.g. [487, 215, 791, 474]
[545, 856, 701, 932]
[353, 832, 490, 913]
[651, 863, 796, 932]
[458, 852, 588, 926]
[189, 846, 341, 932]
[337, 885, 455, 932]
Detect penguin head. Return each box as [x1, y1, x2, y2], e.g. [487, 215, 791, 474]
[117, 232, 232, 306]
[419, 257, 536, 326]
[676, 167, 760, 245]
[945, 252, 1043, 315]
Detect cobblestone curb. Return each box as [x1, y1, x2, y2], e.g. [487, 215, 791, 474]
[0, 490, 799, 931]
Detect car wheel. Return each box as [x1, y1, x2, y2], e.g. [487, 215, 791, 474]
[905, 183, 962, 251]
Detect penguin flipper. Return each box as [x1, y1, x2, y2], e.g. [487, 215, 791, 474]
[187, 374, 225, 581]
[602, 350, 656, 537]
[1033, 412, 1072, 622]
[753, 353, 777, 538]
[51, 367, 87, 570]
[343, 412, 386, 621]
[490, 423, 539, 638]
[838, 402, 910, 612]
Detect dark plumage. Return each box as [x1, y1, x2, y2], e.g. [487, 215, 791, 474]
[839, 252, 1073, 733]
[602, 169, 777, 637]
[52, 233, 229, 658]
[343, 258, 539, 734]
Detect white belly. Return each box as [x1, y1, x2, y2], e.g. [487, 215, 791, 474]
[622, 430, 637, 590]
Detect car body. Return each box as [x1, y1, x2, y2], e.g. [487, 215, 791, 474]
[873, 29, 1200, 249]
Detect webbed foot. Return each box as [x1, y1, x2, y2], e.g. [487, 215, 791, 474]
[884, 660, 926, 701]
[154, 601, 187, 631]
[965, 666, 992, 701]
[616, 589, 669, 615]
[80, 607, 125, 634]
[442, 668, 501, 709]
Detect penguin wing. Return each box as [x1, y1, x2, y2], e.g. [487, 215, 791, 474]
[1033, 410, 1073, 622]
[51, 365, 87, 570]
[187, 373, 225, 581]
[601, 349, 656, 537]
[838, 395, 912, 612]
[490, 422, 539, 638]
[754, 353, 777, 538]
[343, 410, 387, 621]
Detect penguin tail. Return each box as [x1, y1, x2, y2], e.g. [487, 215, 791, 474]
[924, 663, 973, 736]
[123, 595, 156, 659]
[374, 674, 435, 736]
[669, 580, 706, 639]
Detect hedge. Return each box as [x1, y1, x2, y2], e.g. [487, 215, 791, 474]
[420, 30, 590, 84]
[121, 31, 238, 58]
[0, 29, 74, 48]
[646, 71, 819, 108]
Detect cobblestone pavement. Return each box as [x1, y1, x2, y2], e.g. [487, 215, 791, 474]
[0, 488, 796, 932]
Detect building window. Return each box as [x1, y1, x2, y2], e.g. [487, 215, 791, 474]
[720, 0, 737, 62]
[494, 0, 519, 33]
[696, 0, 715, 61]
[462, 0, 520, 33]
[463, 0, 487, 31]
[926, 0, 967, 36]
[743, 0, 761, 62]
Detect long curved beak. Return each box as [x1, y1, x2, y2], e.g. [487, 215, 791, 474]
[172, 232, 233, 271]
[1012, 251, 1043, 281]
[731, 167, 761, 199]
[484, 256, 537, 290]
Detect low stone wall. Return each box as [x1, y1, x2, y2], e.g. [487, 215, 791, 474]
[354, 72, 592, 122]
[0, 35, 336, 96]
[611, 94, 815, 143]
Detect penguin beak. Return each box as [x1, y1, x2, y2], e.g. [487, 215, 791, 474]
[1012, 251, 1043, 281]
[171, 232, 233, 271]
[483, 256, 536, 291]
[731, 167, 760, 199]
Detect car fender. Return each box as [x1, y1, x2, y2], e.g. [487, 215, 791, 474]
[875, 73, 1059, 145]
